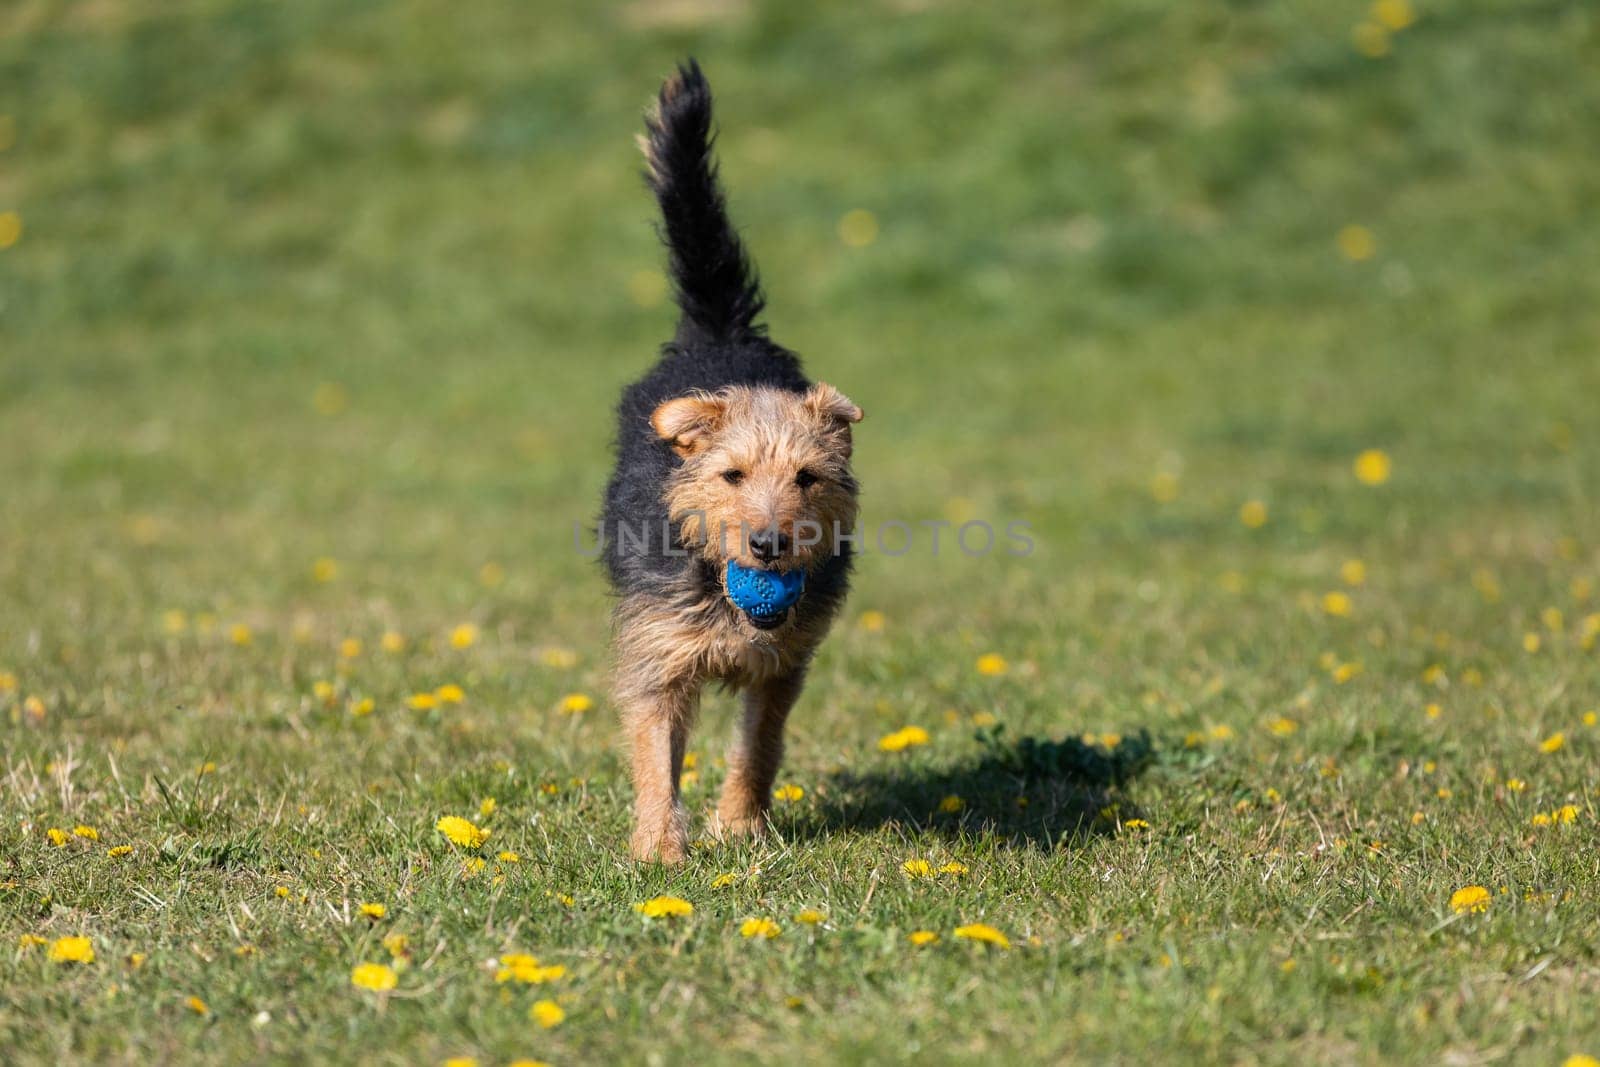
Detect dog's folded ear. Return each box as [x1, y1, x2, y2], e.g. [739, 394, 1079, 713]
[804, 382, 863, 426]
[651, 393, 726, 456]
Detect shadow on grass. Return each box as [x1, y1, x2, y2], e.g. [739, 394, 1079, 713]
[800, 727, 1158, 851]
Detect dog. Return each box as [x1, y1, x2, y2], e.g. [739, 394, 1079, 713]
[600, 60, 863, 863]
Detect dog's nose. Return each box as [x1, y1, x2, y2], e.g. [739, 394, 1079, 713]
[748, 529, 789, 563]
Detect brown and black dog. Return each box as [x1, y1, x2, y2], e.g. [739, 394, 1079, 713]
[599, 61, 863, 863]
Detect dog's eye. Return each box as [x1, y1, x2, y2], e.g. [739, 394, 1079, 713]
[721, 469, 745, 485]
[795, 469, 819, 490]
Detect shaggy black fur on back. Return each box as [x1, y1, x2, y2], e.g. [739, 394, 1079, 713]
[601, 60, 851, 620]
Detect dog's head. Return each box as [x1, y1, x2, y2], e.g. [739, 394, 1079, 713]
[653, 383, 862, 628]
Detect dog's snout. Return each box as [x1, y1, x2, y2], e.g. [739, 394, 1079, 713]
[748, 529, 789, 562]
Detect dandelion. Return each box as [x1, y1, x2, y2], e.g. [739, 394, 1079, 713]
[1523, 632, 1541, 654]
[383, 933, 409, 958]
[19, 933, 47, 949]
[1586, 711, 1598, 727]
[540, 647, 579, 668]
[1123, 819, 1150, 831]
[838, 208, 879, 248]
[161, 610, 188, 635]
[902, 859, 933, 879]
[449, 624, 479, 649]
[774, 784, 805, 802]
[1540, 732, 1566, 754]
[435, 816, 490, 849]
[710, 873, 740, 889]
[443, 1059, 478, 1067]
[186, 996, 209, 1015]
[1351, 450, 1392, 487]
[1555, 804, 1579, 824]
[408, 692, 439, 711]
[794, 908, 826, 925]
[49, 936, 95, 964]
[858, 610, 886, 632]
[497, 851, 519, 863]
[47, 827, 68, 847]
[22, 694, 45, 722]
[0, 670, 15, 692]
[953, 923, 1011, 949]
[1340, 559, 1367, 586]
[1372, 0, 1417, 30]
[1505, 778, 1526, 793]
[359, 903, 386, 920]
[972, 710, 998, 728]
[740, 917, 781, 939]
[339, 638, 363, 659]
[530, 999, 566, 1028]
[1425, 703, 1442, 720]
[312, 680, 337, 704]
[351, 962, 398, 991]
[1449, 885, 1491, 914]
[496, 954, 566, 984]
[381, 631, 406, 653]
[1267, 717, 1298, 737]
[312, 557, 339, 582]
[634, 895, 693, 918]
[351, 698, 375, 717]
[0, 210, 22, 249]
[558, 692, 593, 714]
[1531, 812, 1552, 827]
[462, 856, 487, 876]
[436, 683, 465, 704]
[878, 725, 930, 752]
[478, 797, 496, 818]
[1322, 591, 1352, 617]
[975, 653, 1009, 676]
[938, 862, 969, 877]
[108, 845, 133, 858]
[1239, 499, 1269, 528]
[229, 624, 253, 647]
[274, 886, 291, 899]
[938, 794, 964, 814]
[909, 930, 940, 946]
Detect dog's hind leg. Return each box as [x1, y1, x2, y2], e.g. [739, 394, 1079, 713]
[714, 669, 806, 840]
[622, 681, 699, 864]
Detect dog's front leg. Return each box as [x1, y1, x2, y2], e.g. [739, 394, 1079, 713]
[622, 682, 699, 864]
[714, 669, 805, 840]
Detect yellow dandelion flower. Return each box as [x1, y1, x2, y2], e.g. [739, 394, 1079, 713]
[975, 653, 1009, 676]
[878, 725, 930, 752]
[1555, 804, 1579, 824]
[507, 1061, 551, 1067]
[380, 631, 406, 653]
[1584, 711, 1598, 727]
[108, 845, 133, 858]
[858, 609, 886, 632]
[838, 208, 879, 248]
[449, 623, 478, 649]
[972, 711, 998, 728]
[1540, 732, 1565, 753]
[1425, 703, 1442, 719]
[1372, 0, 1417, 30]
[1449, 885, 1491, 914]
[184, 995, 209, 1015]
[72, 825, 99, 841]
[1523, 632, 1541, 654]
[634, 895, 693, 918]
[938, 794, 964, 814]
[953, 923, 1011, 949]
[442, 1059, 478, 1067]
[938, 861, 969, 877]
[383, 933, 409, 958]
[408, 692, 439, 711]
[539, 646, 579, 668]
[359, 902, 386, 919]
[530, 999, 566, 1028]
[774, 784, 805, 802]
[339, 638, 363, 660]
[496, 955, 566, 984]
[161, 610, 188, 635]
[908, 930, 940, 946]
[351, 698, 375, 717]
[1238, 499, 1269, 528]
[558, 692, 593, 714]
[1531, 812, 1553, 827]
[49, 936, 95, 964]
[47, 827, 68, 847]
[312, 680, 336, 704]
[1352, 448, 1391, 484]
[1321, 591, 1352, 617]
[794, 908, 826, 925]
[351, 962, 398, 991]
[436, 683, 465, 704]
[1505, 778, 1526, 793]
[740, 917, 781, 939]
[274, 886, 290, 899]
[229, 624, 253, 647]
[1267, 717, 1298, 737]
[0, 210, 23, 249]
[0, 670, 15, 692]
[1340, 559, 1367, 586]
[311, 557, 339, 582]
[710, 873, 739, 889]
[475, 799, 496, 819]
[1123, 818, 1150, 831]
[902, 859, 933, 878]
[435, 816, 489, 849]
[497, 850, 520, 863]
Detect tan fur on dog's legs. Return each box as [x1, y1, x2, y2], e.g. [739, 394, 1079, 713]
[715, 670, 804, 839]
[622, 684, 698, 864]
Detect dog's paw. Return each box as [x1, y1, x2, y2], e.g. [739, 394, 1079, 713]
[630, 826, 688, 865]
[709, 804, 769, 842]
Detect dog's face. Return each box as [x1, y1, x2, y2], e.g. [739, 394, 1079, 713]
[653, 383, 862, 583]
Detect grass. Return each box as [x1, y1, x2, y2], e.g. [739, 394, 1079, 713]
[3, 0, 1600, 1063]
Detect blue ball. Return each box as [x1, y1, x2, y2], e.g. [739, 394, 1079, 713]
[724, 560, 806, 620]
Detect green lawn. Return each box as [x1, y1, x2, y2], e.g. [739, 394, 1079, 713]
[3, 1, 1600, 1063]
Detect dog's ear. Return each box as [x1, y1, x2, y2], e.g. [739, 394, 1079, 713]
[651, 394, 726, 457]
[804, 382, 863, 426]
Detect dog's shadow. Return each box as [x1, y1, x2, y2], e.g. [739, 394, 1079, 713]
[792, 727, 1158, 851]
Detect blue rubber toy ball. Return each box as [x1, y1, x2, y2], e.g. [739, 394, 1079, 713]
[724, 560, 806, 621]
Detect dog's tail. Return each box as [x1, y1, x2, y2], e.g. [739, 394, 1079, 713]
[640, 59, 766, 343]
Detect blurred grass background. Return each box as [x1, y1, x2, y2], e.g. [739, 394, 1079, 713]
[3, 1, 1600, 1063]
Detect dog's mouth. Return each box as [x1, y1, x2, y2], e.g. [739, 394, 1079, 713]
[723, 560, 805, 632]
